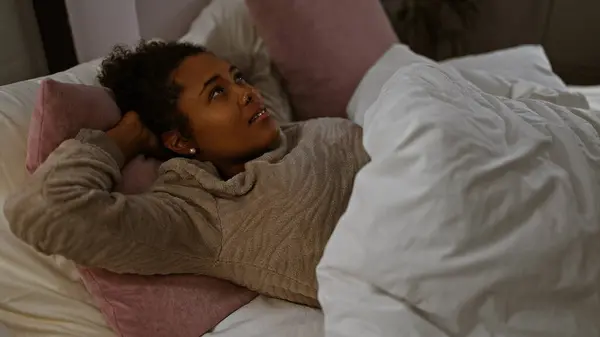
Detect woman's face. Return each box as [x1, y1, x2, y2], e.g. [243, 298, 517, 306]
[164, 53, 279, 165]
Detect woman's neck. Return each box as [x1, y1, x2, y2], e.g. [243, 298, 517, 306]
[216, 163, 246, 180]
[206, 141, 278, 180]
[212, 151, 261, 180]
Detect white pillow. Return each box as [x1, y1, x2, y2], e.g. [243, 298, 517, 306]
[180, 0, 292, 123]
[348, 44, 570, 125]
[442, 45, 566, 90]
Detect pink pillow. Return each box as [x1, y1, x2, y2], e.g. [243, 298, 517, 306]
[27, 79, 257, 337]
[246, 0, 398, 120]
[79, 268, 256, 337]
[25, 78, 163, 194]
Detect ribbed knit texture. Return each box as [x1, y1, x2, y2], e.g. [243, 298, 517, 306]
[4, 118, 369, 307]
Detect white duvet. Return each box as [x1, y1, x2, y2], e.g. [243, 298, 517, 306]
[318, 46, 600, 337]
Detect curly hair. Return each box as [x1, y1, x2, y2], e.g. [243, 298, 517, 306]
[98, 40, 207, 138]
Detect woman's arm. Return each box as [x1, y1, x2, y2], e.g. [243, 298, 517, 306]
[4, 114, 220, 275]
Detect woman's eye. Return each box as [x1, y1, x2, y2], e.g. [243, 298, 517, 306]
[234, 73, 247, 84]
[210, 86, 225, 100]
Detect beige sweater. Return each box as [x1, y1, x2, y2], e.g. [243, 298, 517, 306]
[4, 118, 369, 307]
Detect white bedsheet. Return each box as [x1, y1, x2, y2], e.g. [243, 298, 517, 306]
[318, 48, 600, 337]
[205, 297, 322, 337]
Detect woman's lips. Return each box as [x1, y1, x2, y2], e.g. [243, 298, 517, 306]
[248, 107, 270, 124]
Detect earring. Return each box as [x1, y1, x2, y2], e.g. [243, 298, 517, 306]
[189, 148, 196, 155]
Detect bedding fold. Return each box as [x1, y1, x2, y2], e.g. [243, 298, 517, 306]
[319, 56, 600, 337]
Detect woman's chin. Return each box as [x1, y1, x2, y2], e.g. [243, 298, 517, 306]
[257, 121, 281, 152]
[256, 114, 279, 135]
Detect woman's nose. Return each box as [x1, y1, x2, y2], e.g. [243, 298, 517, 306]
[241, 89, 255, 106]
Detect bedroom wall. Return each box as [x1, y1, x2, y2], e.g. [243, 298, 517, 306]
[382, 0, 600, 85]
[65, 0, 211, 63]
[64, 0, 140, 63]
[0, 0, 47, 85]
[464, 0, 600, 84]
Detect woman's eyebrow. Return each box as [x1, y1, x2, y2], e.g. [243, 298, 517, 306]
[201, 66, 239, 94]
[200, 74, 220, 95]
[200, 66, 239, 94]
[203, 75, 219, 88]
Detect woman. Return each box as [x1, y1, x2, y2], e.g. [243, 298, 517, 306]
[4, 41, 369, 307]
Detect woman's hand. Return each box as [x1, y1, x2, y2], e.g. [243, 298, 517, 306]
[106, 111, 159, 163]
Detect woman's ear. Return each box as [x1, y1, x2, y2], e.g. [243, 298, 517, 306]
[161, 130, 196, 156]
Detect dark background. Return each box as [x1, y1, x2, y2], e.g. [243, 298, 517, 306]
[34, 0, 600, 84]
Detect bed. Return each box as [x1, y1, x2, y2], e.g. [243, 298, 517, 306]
[3, 58, 599, 337]
[2, 1, 600, 336]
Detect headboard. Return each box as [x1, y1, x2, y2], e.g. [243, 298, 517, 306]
[34, 0, 600, 85]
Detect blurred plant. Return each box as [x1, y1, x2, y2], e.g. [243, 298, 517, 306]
[385, 0, 480, 60]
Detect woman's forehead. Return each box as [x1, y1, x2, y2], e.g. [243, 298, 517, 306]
[172, 53, 231, 85]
